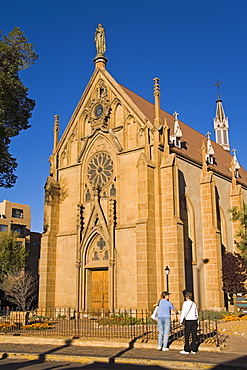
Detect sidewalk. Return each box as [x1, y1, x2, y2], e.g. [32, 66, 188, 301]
[0, 334, 246, 369]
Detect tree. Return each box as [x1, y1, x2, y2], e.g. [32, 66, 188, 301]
[1, 271, 38, 311]
[0, 231, 27, 281]
[228, 203, 247, 259]
[222, 251, 247, 295]
[0, 27, 38, 188]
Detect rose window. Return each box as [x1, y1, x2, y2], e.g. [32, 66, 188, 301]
[87, 152, 113, 187]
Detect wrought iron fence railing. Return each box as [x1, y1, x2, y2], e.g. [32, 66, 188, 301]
[0, 308, 222, 347]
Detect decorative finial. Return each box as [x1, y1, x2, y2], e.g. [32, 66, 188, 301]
[206, 131, 214, 161]
[201, 141, 207, 173]
[53, 114, 59, 152]
[232, 148, 240, 178]
[153, 77, 160, 97]
[170, 111, 182, 147]
[54, 114, 59, 128]
[213, 80, 223, 100]
[153, 78, 161, 125]
[232, 149, 240, 168]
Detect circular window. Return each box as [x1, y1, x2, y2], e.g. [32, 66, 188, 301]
[87, 152, 113, 187]
[94, 104, 104, 118]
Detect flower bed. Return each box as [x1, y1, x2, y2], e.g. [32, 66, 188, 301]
[223, 314, 247, 322]
[21, 322, 53, 330]
[0, 323, 17, 332]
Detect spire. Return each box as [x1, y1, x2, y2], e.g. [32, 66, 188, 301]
[213, 80, 230, 151]
[53, 114, 59, 152]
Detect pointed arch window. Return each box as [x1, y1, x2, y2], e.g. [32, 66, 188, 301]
[85, 189, 91, 202]
[110, 184, 116, 197]
[86, 236, 109, 266]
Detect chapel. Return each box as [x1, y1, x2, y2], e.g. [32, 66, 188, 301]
[38, 25, 247, 312]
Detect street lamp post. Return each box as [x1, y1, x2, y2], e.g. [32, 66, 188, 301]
[165, 266, 170, 292]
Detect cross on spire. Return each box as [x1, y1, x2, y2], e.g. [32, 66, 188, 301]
[213, 80, 223, 100]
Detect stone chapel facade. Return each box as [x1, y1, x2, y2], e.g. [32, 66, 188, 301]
[38, 38, 247, 313]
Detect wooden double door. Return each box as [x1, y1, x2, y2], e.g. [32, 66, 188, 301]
[91, 270, 108, 311]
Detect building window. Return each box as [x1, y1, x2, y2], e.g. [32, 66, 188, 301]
[87, 236, 109, 264]
[11, 224, 25, 236]
[216, 130, 222, 145]
[110, 184, 116, 197]
[92, 251, 100, 261]
[206, 155, 214, 165]
[12, 208, 23, 218]
[85, 189, 91, 202]
[0, 224, 7, 232]
[87, 152, 113, 188]
[223, 129, 228, 145]
[97, 238, 106, 250]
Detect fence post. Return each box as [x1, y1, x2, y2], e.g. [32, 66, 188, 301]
[215, 319, 219, 347]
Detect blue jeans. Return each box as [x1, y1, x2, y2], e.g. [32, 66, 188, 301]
[158, 317, 171, 348]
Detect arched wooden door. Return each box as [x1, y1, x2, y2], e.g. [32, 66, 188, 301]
[91, 270, 108, 311]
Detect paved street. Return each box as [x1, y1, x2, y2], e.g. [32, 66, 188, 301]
[0, 334, 246, 369]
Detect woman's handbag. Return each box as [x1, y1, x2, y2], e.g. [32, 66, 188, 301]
[151, 306, 159, 321]
[182, 302, 193, 325]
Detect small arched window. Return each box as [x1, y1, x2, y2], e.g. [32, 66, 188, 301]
[110, 184, 116, 197]
[85, 189, 91, 202]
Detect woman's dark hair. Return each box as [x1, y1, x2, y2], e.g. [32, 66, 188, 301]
[185, 292, 193, 300]
[161, 291, 170, 299]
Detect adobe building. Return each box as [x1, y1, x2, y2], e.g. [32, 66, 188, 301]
[0, 199, 41, 278]
[38, 25, 247, 313]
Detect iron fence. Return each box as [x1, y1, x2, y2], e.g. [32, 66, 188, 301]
[0, 307, 222, 346]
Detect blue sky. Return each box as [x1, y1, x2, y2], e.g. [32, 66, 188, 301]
[0, 0, 247, 232]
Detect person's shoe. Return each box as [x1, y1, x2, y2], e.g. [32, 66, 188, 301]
[162, 347, 169, 351]
[157, 346, 162, 350]
[180, 350, 189, 354]
[191, 351, 197, 354]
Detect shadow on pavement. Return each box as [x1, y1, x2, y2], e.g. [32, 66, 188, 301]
[0, 339, 74, 369]
[211, 354, 247, 370]
[70, 363, 171, 369]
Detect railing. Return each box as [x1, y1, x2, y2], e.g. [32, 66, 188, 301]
[0, 308, 222, 346]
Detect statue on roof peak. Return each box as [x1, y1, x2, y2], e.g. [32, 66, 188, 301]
[95, 24, 106, 57]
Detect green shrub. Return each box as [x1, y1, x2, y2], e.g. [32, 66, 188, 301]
[57, 314, 66, 319]
[198, 310, 231, 321]
[97, 312, 144, 326]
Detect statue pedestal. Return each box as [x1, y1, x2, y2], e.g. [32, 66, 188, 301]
[94, 56, 108, 69]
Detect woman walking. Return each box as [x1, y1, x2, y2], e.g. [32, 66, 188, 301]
[157, 291, 178, 351]
[180, 291, 198, 354]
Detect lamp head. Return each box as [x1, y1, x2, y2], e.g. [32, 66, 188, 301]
[165, 266, 170, 275]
